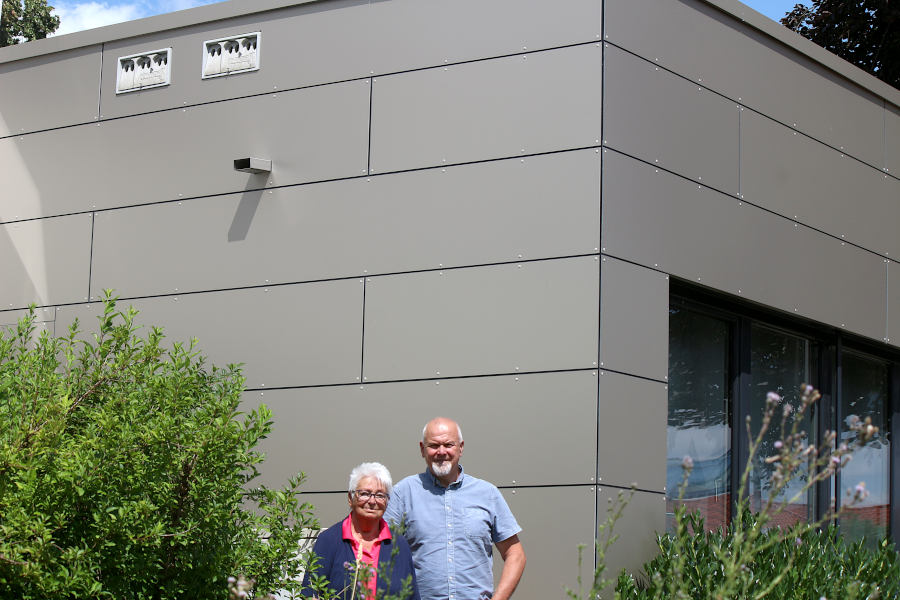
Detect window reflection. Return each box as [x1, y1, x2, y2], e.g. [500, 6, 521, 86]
[667, 307, 731, 531]
[840, 351, 890, 547]
[749, 324, 813, 528]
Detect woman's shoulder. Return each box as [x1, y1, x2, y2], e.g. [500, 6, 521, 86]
[313, 519, 347, 547]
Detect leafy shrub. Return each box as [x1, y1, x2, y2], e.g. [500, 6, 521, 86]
[616, 509, 900, 599]
[0, 295, 315, 599]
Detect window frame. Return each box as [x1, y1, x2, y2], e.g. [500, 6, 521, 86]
[670, 280, 899, 542]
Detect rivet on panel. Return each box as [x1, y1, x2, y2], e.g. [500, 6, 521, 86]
[356, 376, 360, 381]
[174, 297, 178, 301]
[515, 366, 520, 371]
[260, 392, 264, 397]
[364, 377, 368, 381]
[261, 383, 265, 387]
[511, 490, 516, 494]
[515, 377, 519, 381]
[360, 386, 364, 389]
[435, 381, 440, 385]
[654, 263, 659, 267]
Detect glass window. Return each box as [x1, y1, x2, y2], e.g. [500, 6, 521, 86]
[667, 306, 731, 531]
[749, 324, 813, 528]
[840, 351, 890, 547]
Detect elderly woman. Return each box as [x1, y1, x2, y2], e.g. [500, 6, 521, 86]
[302, 462, 419, 600]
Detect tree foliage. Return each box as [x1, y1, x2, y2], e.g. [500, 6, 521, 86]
[782, 0, 900, 89]
[0, 0, 60, 47]
[0, 294, 316, 599]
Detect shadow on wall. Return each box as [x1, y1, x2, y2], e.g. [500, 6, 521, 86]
[228, 173, 268, 242]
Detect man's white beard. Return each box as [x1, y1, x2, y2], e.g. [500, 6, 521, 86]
[431, 461, 453, 477]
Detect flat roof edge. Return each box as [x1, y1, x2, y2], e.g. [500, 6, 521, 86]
[0, 0, 319, 61]
[1, 0, 897, 108]
[702, 0, 900, 107]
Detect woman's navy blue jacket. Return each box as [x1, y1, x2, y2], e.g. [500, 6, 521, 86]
[301, 520, 420, 600]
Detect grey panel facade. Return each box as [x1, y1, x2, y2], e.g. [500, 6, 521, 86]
[597, 371, 668, 492]
[597, 488, 666, 582]
[599, 256, 669, 382]
[602, 150, 887, 340]
[369, 43, 602, 173]
[0, 45, 101, 136]
[888, 105, 900, 176]
[603, 44, 739, 194]
[741, 109, 900, 258]
[363, 257, 599, 381]
[890, 261, 900, 347]
[99, 0, 370, 119]
[242, 371, 597, 492]
[0, 214, 92, 309]
[604, 0, 887, 169]
[90, 150, 601, 297]
[4, 79, 369, 221]
[495, 486, 596, 599]
[57, 281, 364, 388]
[99, 0, 602, 121]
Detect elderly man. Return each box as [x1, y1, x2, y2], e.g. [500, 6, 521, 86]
[385, 417, 526, 600]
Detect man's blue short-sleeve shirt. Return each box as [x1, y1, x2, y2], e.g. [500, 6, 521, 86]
[385, 467, 521, 600]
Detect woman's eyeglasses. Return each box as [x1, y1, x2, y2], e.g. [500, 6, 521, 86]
[353, 490, 389, 503]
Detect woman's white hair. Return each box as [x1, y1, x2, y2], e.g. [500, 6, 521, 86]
[348, 462, 393, 495]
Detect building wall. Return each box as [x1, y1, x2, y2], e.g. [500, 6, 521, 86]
[1, 0, 898, 596]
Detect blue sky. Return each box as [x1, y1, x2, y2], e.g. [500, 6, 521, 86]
[50, 0, 806, 37]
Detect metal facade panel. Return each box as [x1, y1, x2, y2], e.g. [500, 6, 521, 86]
[890, 261, 900, 347]
[602, 150, 887, 341]
[363, 257, 599, 381]
[0, 306, 55, 327]
[56, 281, 363, 388]
[492, 486, 596, 599]
[597, 371, 667, 492]
[603, 45, 739, 195]
[4, 80, 369, 220]
[888, 105, 900, 176]
[0, 46, 100, 136]
[741, 110, 900, 259]
[597, 487, 666, 579]
[99, 0, 370, 119]
[604, 0, 885, 169]
[369, 44, 603, 174]
[90, 150, 602, 297]
[0, 214, 92, 310]
[599, 257, 669, 382]
[241, 371, 597, 492]
[97, 0, 602, 120]
[368, 0, 602, 75]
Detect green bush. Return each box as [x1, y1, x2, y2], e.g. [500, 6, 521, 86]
[0, 295, 315, 599]
[616, 509, 900, 599]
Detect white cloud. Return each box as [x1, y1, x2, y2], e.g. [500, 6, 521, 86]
[51, 2, 146, 36]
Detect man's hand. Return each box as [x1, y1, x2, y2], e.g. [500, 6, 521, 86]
[493, 534, 526, 600]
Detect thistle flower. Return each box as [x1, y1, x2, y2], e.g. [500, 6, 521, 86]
[766, 391, 782, 405]
[681, 455, 694, 470]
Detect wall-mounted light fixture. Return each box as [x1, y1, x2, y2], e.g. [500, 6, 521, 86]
[234, 157, 272, 173]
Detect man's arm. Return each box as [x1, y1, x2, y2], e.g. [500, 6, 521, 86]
[493, 534, 526, 600]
